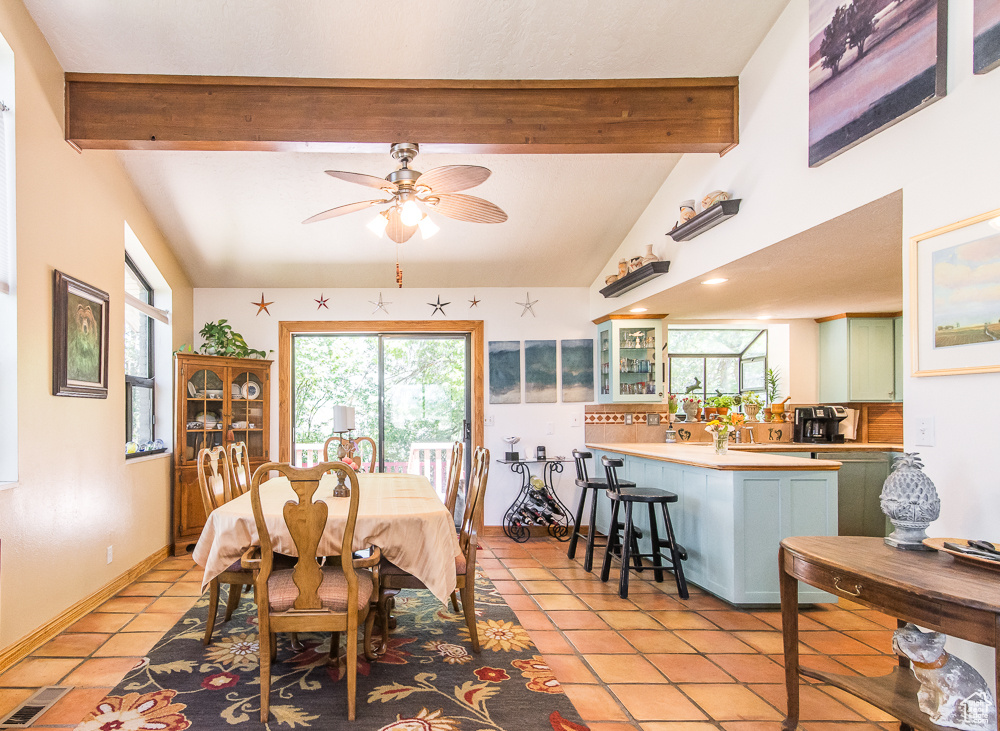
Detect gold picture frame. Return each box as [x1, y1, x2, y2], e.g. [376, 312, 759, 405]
[909, 207, 1000, 377]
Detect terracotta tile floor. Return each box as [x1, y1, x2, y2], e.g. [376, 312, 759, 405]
[0, 540, 903, 730]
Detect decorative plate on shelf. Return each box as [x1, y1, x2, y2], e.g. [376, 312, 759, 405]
[232, 383, 242, 398]
[242, 381, 261, 400]
[923, 537, 1000, 572]
[187, 382, 197, 397]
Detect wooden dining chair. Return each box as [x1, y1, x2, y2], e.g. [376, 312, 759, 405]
[242, 462, 381, 722]
[195, 447, 252, 645]
[323, 435, 377, 472]
[441, 441, 465, 612]
[227, 441, 252, 496]
[377, 446, 489, 654]
[443, 441, 465, 518]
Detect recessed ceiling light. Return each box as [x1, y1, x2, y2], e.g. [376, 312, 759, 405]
[990, 216, 1000, 230]
[756, 315, 772, 320]
[701, 277, 728, 285]
[629, 307, 648, 313]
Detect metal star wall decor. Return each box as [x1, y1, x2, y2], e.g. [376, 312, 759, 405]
[428, 295, 450, 316]
[516, 292, 538, 317]
[253, 293, 274, 316]
[469, 295, 481, 308]
[370, 292, 391, 316]
[315, 293, 329, 310]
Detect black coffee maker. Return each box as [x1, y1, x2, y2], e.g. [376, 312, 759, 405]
[793, 406, 848, 443]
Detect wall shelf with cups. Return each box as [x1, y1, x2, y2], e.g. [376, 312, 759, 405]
[667, 199, 741, 242]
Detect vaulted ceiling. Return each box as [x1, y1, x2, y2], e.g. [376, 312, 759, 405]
[26, 1, 793, 289]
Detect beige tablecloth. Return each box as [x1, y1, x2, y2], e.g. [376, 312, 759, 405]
[192, 472, 462, 604]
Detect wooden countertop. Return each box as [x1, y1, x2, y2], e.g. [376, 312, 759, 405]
[725, 442, 902, 453]
[585, 442, 843, 471]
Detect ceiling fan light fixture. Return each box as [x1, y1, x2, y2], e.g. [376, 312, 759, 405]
[418, 215, 440, 240]
[366, 211, 389, 238]
[400, 199, 422, 226]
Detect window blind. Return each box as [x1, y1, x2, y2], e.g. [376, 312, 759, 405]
[124, 291, 170, 324]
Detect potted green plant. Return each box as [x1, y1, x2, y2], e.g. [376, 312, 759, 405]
[741, 391, 762, 421]
[681, 397, 701, 421]
[667, 394, 679, 414]
[182, 320, 270, 359]
[715, 395, 734, 415]
[765, 367, 781, 406]
[703, 396, 718, 420]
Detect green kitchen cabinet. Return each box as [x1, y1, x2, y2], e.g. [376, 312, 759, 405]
[815, 451, 891, 537]
[818, 317, 899, 402]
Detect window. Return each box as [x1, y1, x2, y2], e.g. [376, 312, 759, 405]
[667, 328, 767, 402]
[125, 255, 160, 455]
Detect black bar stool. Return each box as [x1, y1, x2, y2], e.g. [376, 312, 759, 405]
[567, 450, 638, 572]
[599, 455, 689, 600]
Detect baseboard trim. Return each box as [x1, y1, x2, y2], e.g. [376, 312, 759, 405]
[0, 544, 171, 673]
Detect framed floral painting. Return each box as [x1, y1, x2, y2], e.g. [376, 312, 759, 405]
[909, 208, 1000, 376]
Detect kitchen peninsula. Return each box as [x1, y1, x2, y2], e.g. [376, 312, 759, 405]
[584, 442, 841, 606]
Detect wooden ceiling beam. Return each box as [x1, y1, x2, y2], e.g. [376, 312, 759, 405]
[64, 74, 738, 154]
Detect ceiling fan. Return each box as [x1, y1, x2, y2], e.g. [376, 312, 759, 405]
[302, 142, 508, 243]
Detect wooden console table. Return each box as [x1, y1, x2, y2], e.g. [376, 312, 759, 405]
[780, 536, 1000, 731]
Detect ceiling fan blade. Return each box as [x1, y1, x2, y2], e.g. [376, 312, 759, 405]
[423, 193, 507, 224]
[385, 206, 417, 243]
[324, 170, 395, 192]
[417, 165, 491, 194]
[302, 199, 386, 224]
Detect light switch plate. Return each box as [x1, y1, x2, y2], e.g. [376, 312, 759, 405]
[915, 416, 935, 447]
[625, 414, 633, 425]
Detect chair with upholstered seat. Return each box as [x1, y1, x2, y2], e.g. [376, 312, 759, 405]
[243, 461, 380, 722]
[196, 446, 252, 645]
[599, 455, 688, 600]
[323, 435, 377, 473]
[227, 441, 252, 496]
[377, 446, 489, 654]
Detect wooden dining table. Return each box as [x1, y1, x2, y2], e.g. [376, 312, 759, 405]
[192, 471, 462, 604]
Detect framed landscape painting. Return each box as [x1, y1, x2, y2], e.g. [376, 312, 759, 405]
[53, 269, 110, 398]
[910, 208, 1000, 376]
[488, 340, 521, 404]
[524, 340, 557, 403]
[561, 339, 595, 402]
[808, 0, 947, 167]
[974, 0, 1000, 74]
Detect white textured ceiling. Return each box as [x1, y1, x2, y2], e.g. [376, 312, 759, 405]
[24, 0, 792, 288]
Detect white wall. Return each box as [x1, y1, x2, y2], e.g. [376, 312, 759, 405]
[194, 286, 595, 527]
[593, 0, 1000, 678]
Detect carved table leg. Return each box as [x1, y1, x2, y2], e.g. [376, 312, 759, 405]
[897, 619, 913, 731]
[779, 546, 800, 731]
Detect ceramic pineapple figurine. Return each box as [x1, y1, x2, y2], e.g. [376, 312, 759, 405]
[880, 452, 940, 550]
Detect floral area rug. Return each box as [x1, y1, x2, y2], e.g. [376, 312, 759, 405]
[75, 569, 590, 731]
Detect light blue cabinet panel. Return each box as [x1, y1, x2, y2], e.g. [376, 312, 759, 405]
[894, 317, 903, 402]
[593, 449, 838, 606]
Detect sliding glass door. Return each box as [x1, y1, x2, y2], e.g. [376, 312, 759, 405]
[292, 333, 470, 500]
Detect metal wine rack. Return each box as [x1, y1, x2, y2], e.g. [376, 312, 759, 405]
[499, 459, 573, 543]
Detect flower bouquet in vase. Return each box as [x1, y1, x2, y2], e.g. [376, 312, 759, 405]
[705, 412, 746, 455]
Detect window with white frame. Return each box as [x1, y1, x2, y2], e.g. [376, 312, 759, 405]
[125, 255, 158, 454]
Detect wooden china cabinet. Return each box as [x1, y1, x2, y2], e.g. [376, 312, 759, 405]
[172, 353, 272, 555]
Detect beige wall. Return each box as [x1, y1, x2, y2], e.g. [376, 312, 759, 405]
[0, 1, 192, 650]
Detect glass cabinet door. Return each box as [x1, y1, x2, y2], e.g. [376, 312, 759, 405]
[599, 324, 611, 400]
[184, 366, 227, 461]
[230, 368, 266, 460]
[617, 325, 657, 397]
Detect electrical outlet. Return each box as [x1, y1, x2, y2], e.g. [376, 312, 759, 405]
[625, 414, 633, 425]
[546, 422, 554, 435]
[570, 414, 581, 427]
[915, 417, 935, 447]
[484, 415, 495, 427]
[106, 545, 113, 564]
